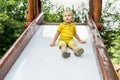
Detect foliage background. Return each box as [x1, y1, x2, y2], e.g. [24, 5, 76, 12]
[0, 0, 27, 57]
[100, 0, 120, 64]
[42, 0, 88, 23]
[0, 0, 120, 64]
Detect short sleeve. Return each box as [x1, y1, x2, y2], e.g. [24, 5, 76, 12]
[74, 24, 77, 33]
[57, 23, 63, 32]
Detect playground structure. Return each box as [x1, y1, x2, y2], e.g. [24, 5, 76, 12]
[0, 0, 119, 80]
[26, 0, 102, 29]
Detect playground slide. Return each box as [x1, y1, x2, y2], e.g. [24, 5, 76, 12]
[4, 24, 101, 80]
[0, 13, 118, 80]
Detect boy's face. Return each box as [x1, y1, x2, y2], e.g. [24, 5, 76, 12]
[63, 11, 73, 23]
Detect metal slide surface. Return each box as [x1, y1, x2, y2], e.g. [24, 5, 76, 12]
[4, 24, 101, 80]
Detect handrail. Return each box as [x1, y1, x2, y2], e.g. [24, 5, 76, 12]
[0, 12, 44, 80]
[86, 14, 119, 80]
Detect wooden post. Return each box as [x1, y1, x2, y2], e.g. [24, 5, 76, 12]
[34, 0, 41, 17]
[25, 0, 41, 28]
[26, 0, 35, 22]
[89, 0, 102, 29]
[38, 0, 41, 14]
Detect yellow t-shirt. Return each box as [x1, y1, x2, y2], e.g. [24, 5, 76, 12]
[57, 22, 77, 40]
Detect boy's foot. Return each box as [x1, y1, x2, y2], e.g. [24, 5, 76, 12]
[62, 52, 70, 58]
[74, 48, 84, 56]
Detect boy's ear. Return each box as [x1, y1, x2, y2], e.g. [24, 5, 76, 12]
[72, 17, 74, 22]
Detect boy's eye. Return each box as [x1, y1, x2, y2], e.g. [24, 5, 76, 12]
[68, 15, 71, 16]
[64, 15, 71, 17]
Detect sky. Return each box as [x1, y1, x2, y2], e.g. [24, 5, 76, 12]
[49, 0, 108, 9]
[50, 0, 89, 9]
[49, 0, 120, 9]
[50, 0, 89, 6]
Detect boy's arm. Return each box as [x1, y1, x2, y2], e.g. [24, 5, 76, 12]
[74, 33, 86, 44]
[50, 31, 60, 47]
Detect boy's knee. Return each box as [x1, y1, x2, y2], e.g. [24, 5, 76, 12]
[59, 41, 66, 48]
[68, 40, 76, 47]
[60, 44, 67, 50]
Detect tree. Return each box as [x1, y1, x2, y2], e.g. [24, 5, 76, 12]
[0, 0, 27, 58]
[100, 0, 120, 64]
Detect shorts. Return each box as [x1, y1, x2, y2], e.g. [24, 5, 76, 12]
[58, 39, 75, 48]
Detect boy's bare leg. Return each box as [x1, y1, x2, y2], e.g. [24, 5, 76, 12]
[60, 45, 70, 58]
[61, 45, 67, 51]
[69, 44, 77, 51]
[70, 44, 84, 56]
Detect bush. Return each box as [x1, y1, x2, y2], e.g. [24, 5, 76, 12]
[0, 0, 27, 58]
[0, 13, 24, 58]
[100, 0, 120, 64]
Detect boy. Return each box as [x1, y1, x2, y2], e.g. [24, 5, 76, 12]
[50, 10, 86, 58]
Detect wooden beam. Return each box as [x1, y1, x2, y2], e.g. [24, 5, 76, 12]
[34, 0, 41, 17]
[26, 0, 41, 27]
[89, 0, 102, 29]
[86, 14, 119, 80]
[26, 0, 35, 22]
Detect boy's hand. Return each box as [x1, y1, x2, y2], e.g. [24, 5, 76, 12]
[50, 42, 55, 47]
